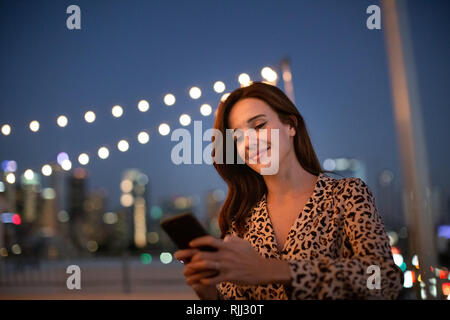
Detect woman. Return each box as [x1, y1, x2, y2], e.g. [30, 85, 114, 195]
[174, 82, 403, 299]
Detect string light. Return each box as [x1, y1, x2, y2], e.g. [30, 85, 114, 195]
[98, 147, 109, 159]
[111, 105, 123, 118]
[29, 120, 40, 132]
[164, 93, 176, 106]
[213, 81, 225, 93]
[158, 123, 170, 136]
[57, 115, 68, 128]
[137, 131, 150, 144]
[2, 66, 277, 180]
[1, 124, 11, 136]
[78, 153, 89, 165]
[200, 104, 212, 116]
[117, 140, 129, 152]
[179, 114, 191, 126]
[84, 111, 96, 123]
[189, 87, 202, 99]
[41, 164, 52, 176]
[238, 73, 251, 87]
[138, 100, 150, 112]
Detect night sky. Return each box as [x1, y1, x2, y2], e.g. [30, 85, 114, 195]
[0, 0, 449, 215]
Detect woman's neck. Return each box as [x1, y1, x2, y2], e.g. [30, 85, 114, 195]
[263, 149, 318, 201]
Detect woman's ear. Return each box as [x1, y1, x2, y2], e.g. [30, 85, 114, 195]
[288, 115, 297, 136]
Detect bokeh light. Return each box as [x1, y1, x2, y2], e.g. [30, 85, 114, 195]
[213, 81, 225, 93]
[179, 114, 191, 126]
[189, 87, 202, 99]
[57, 115, 68, 127]
[164, 93, 176, 106]
[112, 105, 123, 118]
[137, 131, 150, 144]
[29, 120, 40, 132]
[84, 111, 96, 123]
[200, 104, 212, 116]
[138, 99, 150, 112]
[98, 147, 109, 159]
[158, 123, 170, 136]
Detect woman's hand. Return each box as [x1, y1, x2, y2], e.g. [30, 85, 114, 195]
[183, 235, 291, 286]
[174, 248, 219, 300]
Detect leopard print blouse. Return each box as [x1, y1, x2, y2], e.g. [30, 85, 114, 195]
[217, 172, 403, 299]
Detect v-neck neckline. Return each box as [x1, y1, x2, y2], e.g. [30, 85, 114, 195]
[262, 172, 324, 256]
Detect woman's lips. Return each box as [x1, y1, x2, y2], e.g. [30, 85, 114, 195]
[249, 146, 270, 162]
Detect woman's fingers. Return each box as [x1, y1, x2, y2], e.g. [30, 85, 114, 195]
[186, 270, 219, 285]
[185, 260, 218, 273]
[174, 248, 199, 263]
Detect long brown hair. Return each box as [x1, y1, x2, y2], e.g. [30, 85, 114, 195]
[213, 81, 327, 238]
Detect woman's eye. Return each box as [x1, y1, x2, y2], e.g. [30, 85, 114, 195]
[255, 122, 266, 130]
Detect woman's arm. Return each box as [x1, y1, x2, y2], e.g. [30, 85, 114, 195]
[278, 178, 403, 299]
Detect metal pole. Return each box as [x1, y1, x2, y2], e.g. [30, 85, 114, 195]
[381, 0, 442, 299]
[281, 58, 295, 104]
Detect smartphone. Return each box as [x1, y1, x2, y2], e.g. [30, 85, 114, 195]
[160, 212, 218, 252]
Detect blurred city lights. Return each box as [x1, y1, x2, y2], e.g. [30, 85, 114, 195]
[403, 270, 414, 288]
[164, 93, 176, 106]
[160, 252, 173, 264]
[213, 81, 225, 93]
[393, 253, 404, 267]
[282, 70, 292, 82]
[6, 173, 15, 184]
[117, 139, 129, 152]
[200, 104, 212, 116]
[0, 248, 7, 257]
[112, 105, 123, 118]
[86, 240, 98, 253]
[137, 131, 150, 144]
[42, 187, 56, 200]
[261, 66, 278, 83]
[220, 93, 230, 102]
[148, 232, 159, 244]
[158, 123, 170, 136]
[57, 210, 69, 223]
[179, 114, 191, 126]
[150, 206, 163, 219]
[120, 193, 134, 207]
[189, 87, 202, 99]
[379, 169, 394, 186]
[24, 169, 35, 181]
[120, 179, 133, 193]
[78, 153, 89, 165]
[11, 244, 21, 255]
[2, 160, 17, 173]
[323, 159, 336, 171]
[98, 147, 110, 159]
[0, 181, 4, 192]
[1, 124, 11, 136]
[335, 158, 350, 171]
[138, 99, 150, 112]
[412, 255, 419, 269]
[141, 253, 152, 264]
[29, 120, 40, 132]
[61, 159, 72, 171]
[0, 213, 21, 225]
[238, 73, 251, 87]
[57, 152, 69, 166]
[57, 115, 68, 127]
[103, 211, 118, 224]
[41, 164, 52, 176]
[84, 111, 96, 123]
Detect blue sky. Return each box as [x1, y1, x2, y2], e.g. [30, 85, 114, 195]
[0, 0, 449, 214]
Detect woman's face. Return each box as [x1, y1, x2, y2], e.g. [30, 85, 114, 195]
[227, 98, 296, 174]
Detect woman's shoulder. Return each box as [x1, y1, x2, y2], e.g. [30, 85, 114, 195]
[326, 173, 375, 206]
